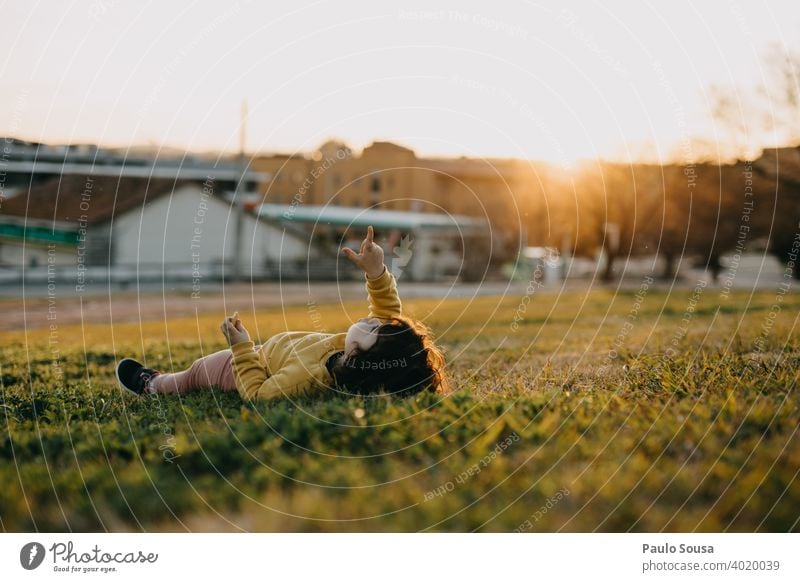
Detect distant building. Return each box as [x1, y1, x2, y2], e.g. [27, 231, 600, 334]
[251, 140, 559, 260]
[257, 203, 490, 281]
[0, 175, 311, 284]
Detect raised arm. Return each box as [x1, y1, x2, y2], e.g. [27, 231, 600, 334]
[342, 225, 401, 319]
[365, 266, 401, 319]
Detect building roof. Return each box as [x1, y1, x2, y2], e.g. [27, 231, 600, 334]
[257, 203, 488, 231]
[0, 175, 194, 225]
[1, 160, 268, 182]
[361, 141, 416, 157]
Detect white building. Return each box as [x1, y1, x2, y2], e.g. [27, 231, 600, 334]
[107, 183, 310, 278]
[0, 176, 312, 284]
[257, 203, 491, 281]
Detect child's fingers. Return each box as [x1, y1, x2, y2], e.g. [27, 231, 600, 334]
[366, 225, 374, 243]
[342, 247, 360, 263]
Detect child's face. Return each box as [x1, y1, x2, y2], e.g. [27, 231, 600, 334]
[344, 317, 381, 357]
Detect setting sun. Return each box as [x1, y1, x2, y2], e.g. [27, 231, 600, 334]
[3, 1, 799, 164]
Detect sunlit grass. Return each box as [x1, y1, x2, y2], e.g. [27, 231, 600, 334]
[1, 288, 798, 531]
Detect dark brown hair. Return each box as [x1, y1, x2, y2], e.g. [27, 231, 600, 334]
[331, 315, 450, 398]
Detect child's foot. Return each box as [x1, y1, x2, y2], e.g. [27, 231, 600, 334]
[116, 358, 160, 396]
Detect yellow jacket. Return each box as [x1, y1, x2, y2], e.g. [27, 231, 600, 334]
[230, 267, 401, 401]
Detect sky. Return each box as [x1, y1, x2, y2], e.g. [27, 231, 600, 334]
[2, 0, 800, 165]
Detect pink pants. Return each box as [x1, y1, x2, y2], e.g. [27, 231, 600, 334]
[149, 346, 259, 395]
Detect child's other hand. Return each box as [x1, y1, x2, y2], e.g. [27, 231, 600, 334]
[342, 225, 385, 278]
[220, 311, 250, 346]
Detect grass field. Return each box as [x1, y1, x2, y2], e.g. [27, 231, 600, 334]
[1, 284, 798, 532]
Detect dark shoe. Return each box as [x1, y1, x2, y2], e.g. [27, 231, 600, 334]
[116, 358, 159, 396]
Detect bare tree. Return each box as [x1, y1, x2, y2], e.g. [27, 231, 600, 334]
[711, 44, 800, 278]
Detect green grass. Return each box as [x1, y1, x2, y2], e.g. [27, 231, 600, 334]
[1, 287, 798, 532]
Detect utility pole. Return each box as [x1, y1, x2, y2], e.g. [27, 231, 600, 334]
[232, 99, 248, 281]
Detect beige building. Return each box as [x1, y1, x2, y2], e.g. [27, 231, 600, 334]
[252, 140, 553, 256]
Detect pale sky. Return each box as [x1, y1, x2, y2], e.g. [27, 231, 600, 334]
[2, 0, 800, 165]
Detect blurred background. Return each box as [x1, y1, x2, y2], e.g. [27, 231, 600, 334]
[1, 0, 799, 309]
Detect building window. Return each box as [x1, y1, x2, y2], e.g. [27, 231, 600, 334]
[370, 176, 381, 193]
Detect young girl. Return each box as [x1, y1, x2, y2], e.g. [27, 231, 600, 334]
[116, 226, 449, 401]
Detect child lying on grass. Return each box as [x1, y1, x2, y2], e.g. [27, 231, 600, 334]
[116, 226, 449, 401]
